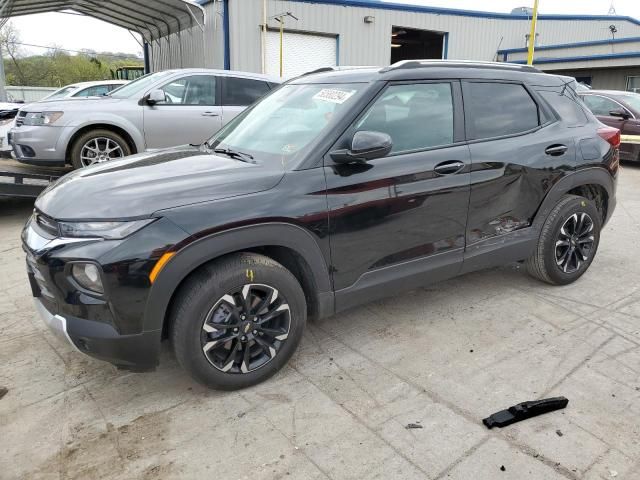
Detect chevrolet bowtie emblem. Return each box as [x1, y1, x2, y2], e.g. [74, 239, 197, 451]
[244, 323, 251, 333]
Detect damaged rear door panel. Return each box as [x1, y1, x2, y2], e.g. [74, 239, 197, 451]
[462, 80, 577, 246]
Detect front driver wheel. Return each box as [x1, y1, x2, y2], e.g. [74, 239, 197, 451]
[69, 129, 131, 169]
[170, 253, 307, 390]
[526, 194, 601, 285]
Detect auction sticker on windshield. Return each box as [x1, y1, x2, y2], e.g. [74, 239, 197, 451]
[313, 89, 356, 104]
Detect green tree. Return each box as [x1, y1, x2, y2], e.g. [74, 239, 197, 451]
[1, 22, 143, 87]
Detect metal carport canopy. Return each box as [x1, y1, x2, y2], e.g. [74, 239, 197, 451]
[0, 0, 205, 42]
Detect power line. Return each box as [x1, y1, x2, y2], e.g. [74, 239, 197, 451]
[8, 41, 141, 59]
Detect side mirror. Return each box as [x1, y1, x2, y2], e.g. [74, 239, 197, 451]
[609, 108, 631, 120]
[145, 89, 165, 105]
[330, 131, 393, 164]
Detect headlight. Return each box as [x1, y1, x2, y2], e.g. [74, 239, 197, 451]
[71, 263, 104, 294]
[23, 111, 64, 126]
[59, 219, 155, 240]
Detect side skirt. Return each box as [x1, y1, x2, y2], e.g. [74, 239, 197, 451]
[334, 249, 463, 313]
[461, 227, 538, 274]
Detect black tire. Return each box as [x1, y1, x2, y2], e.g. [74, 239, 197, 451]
[170, 253, 307, 390]
[526, 194, 601, 285]
[69, 129, 132, 169]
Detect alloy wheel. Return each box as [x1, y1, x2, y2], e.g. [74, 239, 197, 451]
[201, 284, 291, 374]
[80, 137, 125, 167]
[555, 212, 595, 274]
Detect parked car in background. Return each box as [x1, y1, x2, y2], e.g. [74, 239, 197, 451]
[0, 101, 23, 158]
[41, 80, 129, 101]
[23, 61, 619, 389]
[10, 69, 281, 169]
[1, 81, 128, 159]
[579, 90, 640, 162]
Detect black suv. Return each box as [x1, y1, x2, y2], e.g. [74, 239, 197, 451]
[23, 61, 619, 390]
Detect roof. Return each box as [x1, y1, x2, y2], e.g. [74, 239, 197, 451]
[0, 0, 205, 41]
[66, 80, 129, 88]
[196, 0, 640, 26]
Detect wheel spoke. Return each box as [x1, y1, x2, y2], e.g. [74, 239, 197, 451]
[240, 343, 251, 373]
[254, 335, 277, 358]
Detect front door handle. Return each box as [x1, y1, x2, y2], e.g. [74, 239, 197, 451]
[434, 160, 465, 176]
[545, 144, 568, 156]
[202, 112, 220, 117]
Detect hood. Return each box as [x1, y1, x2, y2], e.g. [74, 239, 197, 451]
[22, 96, 122, 112]
[35, 145, 285, 220]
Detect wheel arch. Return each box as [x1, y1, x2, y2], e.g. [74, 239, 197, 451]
[143, 223, 334, 335]
[532, 167, 615, 230]
[65, 123, 139, 162]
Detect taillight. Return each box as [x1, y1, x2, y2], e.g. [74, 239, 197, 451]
[597, 126, 621, 148]
[597, 125, 620, 173]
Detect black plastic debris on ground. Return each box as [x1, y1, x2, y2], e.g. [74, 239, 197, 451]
[0, 387, 7, 400]
[405, 423, 423, 429]
[483, 397, 569, 429]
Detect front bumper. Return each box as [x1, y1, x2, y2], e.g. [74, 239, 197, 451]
[33, 296, 162, 371]
[10, 125, 69, 165]
[22, 214, 189, 371]
[33, 297, 80, 352]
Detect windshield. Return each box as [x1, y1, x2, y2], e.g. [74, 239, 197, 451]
[43, 86, 77, 100]
[208, 83, 365, 166]
[109, 71, 174, 99]
[619, 93, 640, 113]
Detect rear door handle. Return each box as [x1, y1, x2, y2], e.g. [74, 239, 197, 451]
[434, 160, 465, 176]
[545, 144, 568, 156]
[202, 112, 220, 117]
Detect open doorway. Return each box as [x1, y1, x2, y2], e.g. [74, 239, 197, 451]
[391, 26, 445, 63]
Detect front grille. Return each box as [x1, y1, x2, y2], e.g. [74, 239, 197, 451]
[33, 211, 60, 236]
[15, 111, 26, 127]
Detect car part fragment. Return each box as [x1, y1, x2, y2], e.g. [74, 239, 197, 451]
[482, 397, 569, 429]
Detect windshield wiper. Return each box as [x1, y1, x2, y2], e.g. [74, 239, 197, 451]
[213, 148, 254, 162]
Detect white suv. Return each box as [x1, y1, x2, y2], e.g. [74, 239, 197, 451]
[10, 69, 280, 169]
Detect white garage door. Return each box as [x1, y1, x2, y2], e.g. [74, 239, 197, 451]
[266, 31, 337, 79]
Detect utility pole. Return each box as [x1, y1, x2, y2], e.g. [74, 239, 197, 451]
[0, 44, 7, 102]
[269, 12, 298, 77]
[527, 0, 540, 65]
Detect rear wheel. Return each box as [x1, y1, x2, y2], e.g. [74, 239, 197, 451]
[170, 253, 306, 390]
[69, 129, 131, 169]
[526, 194, 601, 285]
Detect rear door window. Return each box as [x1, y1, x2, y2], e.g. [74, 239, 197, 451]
[464, 82, 540, 140]
[221, 77, 271, 106]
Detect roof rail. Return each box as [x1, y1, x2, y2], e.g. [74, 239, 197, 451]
[381, 60, 542, 73]
[301, 65, 379, 76]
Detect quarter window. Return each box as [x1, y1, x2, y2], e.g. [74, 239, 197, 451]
[222, 77, 271, 106]
[355, 83, 454, 154]
[581, 95, 624, 117]
[157, 75, 216, 106]
[465, 82, 540, 140]
[537, 89, 588, 127]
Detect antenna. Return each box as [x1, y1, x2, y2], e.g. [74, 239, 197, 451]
[608, 2, 617, 15]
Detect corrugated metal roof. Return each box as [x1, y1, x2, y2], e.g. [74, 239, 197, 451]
[0, 0, 205, 41]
